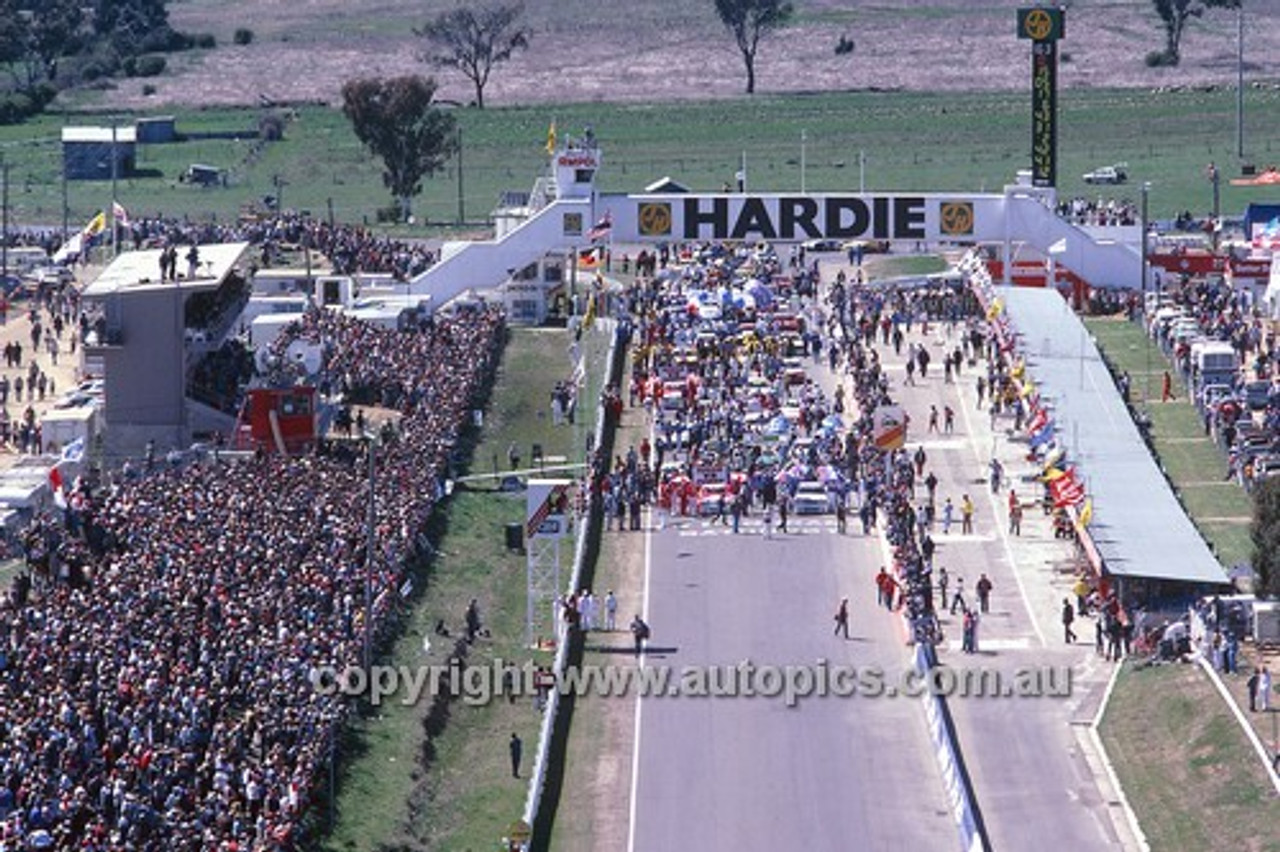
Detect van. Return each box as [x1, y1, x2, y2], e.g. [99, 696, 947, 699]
[1, 246, 49, 276]
[1191, 340, 1237, 383]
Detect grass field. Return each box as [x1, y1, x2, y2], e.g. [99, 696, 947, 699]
[1099, 662, 1280, 852]
[320, 324, 612, 852]
[5, 84, 1280, 235]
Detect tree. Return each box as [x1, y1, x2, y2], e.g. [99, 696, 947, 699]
[341, 75, 459, 222]
[1251, 478, 1280, 598]
[713, 0, 793, 95]
[1150, 0, 1239, 67]
[415, 2, 529, 109]
[93, 0, 169, 39]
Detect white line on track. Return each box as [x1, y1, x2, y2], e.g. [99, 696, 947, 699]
[956, 380, 1049, 648]
[625, 473, 655, 852]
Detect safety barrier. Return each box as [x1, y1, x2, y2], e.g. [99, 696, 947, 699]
[518, 318, 626, 851]
[914, 642, 992, 852]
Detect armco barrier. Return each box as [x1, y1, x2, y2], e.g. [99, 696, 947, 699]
[520, 318, 626, 851]
[915, 642, 992, 852]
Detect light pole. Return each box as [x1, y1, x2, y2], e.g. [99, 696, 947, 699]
[1237, 1, 1245, 160]
[1141, 181, 1151, 406]
[1, 154, 8, 283]
[363, 432, 377, 678]
[800, 129, 807, 194]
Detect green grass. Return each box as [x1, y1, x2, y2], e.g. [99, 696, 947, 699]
[1099, 662, 1280, 852]
[5, 84, 1280, 232]
[320, 323, 612, 852]
[1085, 317, 1254, 568]
[875, 254, 951, 278]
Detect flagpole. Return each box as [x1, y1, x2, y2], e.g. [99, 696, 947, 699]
[110, 121, 118, 258]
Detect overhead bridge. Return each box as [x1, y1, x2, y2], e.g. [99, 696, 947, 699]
[406, 141, 1144, 309]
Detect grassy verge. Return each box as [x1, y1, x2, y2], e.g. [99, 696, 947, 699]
[320, 324, 611, 852]
[1099, 662, 1280, 852]
[872, 254, 951, 278]
[6, 84, 1280, 229]
[1085, 316, 1253, 568]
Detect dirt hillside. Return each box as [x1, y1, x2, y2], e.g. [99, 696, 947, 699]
[93, 0, 1280, 110]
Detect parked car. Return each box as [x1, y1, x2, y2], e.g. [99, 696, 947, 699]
[842, 238, 891, 255]
[1242, 380, 1272, 411]
[791, 481, 831, 515]
[1083, 163, 1128, 185]
[30, 266, 74, 288]
[695, 483, 729, 517]
[801, 238, 842, 253]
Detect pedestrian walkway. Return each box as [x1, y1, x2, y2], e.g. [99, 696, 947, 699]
[0, 279, 91, 474]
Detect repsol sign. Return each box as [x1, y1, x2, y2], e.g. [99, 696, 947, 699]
[664, 196, 928, 241]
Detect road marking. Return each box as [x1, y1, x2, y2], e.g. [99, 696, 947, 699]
[957, 373, 1049, 649]
[945, 637, 1032, 652]
[924, 532, 998, 543]
[626, 452, 656, 852]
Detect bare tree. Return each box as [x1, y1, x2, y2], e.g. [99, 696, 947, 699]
[713, 0, 794, 94]
[1150, 0, 1239, 66]
[415, 2, 530, 109]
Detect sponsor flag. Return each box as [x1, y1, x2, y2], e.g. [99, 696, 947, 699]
[1040, 463, 1068, 482]
[1029, 424, 1054, 449]
[112, 201, 130, 228]
[1027, 408, 1049, 436]
[1076, 498, 1093, 530]
[1052, 479, 1086, 508]
[545, 120, 557, 155]
[586, 210, 613, 243]
[48, 466, 67, 509]
[61, 436, 86, 464]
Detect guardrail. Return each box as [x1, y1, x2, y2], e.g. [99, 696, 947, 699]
[915, 642, 992, 852]
[518, 317, 625, 851]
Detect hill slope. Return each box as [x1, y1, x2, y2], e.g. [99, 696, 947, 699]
[99, 0, 1280, 109]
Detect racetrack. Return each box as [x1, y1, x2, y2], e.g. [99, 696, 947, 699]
[628, 512, 957, 851]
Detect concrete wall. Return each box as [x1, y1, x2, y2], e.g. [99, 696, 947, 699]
[96, 288, 187, 454]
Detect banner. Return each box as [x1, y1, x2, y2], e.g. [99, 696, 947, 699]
[872, 405, 907, 451]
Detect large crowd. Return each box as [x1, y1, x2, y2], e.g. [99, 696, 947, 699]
[0, 305, 504, 850]
[10, 211, 439, 283]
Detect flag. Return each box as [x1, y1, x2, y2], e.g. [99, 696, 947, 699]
[1029, 424, 1054, 449]
[112, 201, 130, 228]
[545, 120, 557, 155]
[82, 211, 106, 238]
[1040, 463, 1068, 482]
[61, 437, 85, 464]
[1076, 498, 1093, 530]
[1027, 408, 1049, 436]
[48, 466, 67, 509]
[1051, 478, 1086, 508]
[586, 210, 613, 243]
